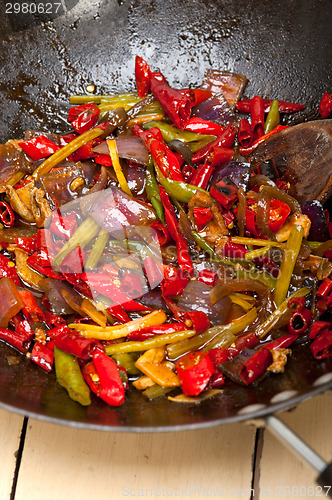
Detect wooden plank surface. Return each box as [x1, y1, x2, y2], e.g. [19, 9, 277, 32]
[259, 391, 332, 498]
[0, 409, 25, 500]
[14, 419, 256, 500]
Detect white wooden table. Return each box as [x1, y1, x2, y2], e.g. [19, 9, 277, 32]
[1, 391, 331, 499]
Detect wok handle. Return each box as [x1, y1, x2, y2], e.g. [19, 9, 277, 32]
[265, 415, 332, 497]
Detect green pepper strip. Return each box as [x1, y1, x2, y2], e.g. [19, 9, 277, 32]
[143, 385, 175, 399]
[256, 287, 310, 339]
[146, 159, 164, 223]
[105, 330, 195, 355]
[167, 307, 258, 360]
[143, 120, 216, 144]
[69, 92, 141, 105]
[85, 228, 110, 271]
[112, 353, 141, 375]
[52, 217, 100, 270]
[32, 127, 105, 179]
[155, 164, 209, 202]
[187, 137, 217, 153]
[191, 231, 215, 255]
[54, 346, 91, 406]
[273, 224, 304, 306]
[264, 100, 280, 134]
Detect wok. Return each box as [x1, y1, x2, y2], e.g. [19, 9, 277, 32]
[0, 0, 332, 488]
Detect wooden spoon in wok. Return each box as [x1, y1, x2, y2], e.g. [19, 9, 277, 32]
[250, 119, 332, 203]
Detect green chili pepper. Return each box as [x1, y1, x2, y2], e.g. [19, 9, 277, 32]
[144, 121, 215, 144]
[265, 100, 280, 134]
[146, 159, 160, 200]
[187, 136, 216, 152]
[54, 346, 91, 406]
[69, 92, 141, 105]
[191, 231, 215, 255]
[155, 164, 208, 202]
[143, 385, 175, 399]
[112, 352, 141, 375]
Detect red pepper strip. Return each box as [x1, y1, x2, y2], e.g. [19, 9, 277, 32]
[20, 136, 61, 161]
[209, 347, 229, 367]
[107, 304, 130, 323]
[81, 272, 150, 312]
[317, 278, 332, 298]
[240, 348, 273, 385]
[132, 123, 164, 144]
[0, 201, 15, 226]
[238, 118, 253, 147]
[17, 290, 45, 323]
[236, 98, 305, 114]
[135, 55, 152, 98]
[198, 269, 218, 287]
[288, 308, 313, 336]
[163, 296, 187, 321]
[81, 361, 101, 394]
[27, 252, 65, 281]
[267, 199, 291, 233]
[190, 163, 214, 189]
[184, 117, 224, 135]
[49, 210, 78, 240]
[0, 254, 20, 286]
[126, 322, 187, 341]
[287, 296, 306, 312]
[144, 256, 163, 290]
[222, 209, 235, 229]
[210, 177, 239, 209]
[30, 341, 54, 372]
[0, 327, 31, 354]
[161, 264, 189, 297]
[53, 331, 99, 359]
[183, 310, 210, 334]
[179, 89, 213, 107]
[72, 138, 101, 161]
[102, 264, 119, 279]
[182, 164, 195, 183]
[262, 334, 298, 351]
[193, 207, 213, 228]
[309, 321, 331, 340]
[71, 103, 100, 134]
[222, 241, 247, 259]
[150, 71, 191, 131]
[310, 330, 332, 359]
[14, 236, 36, 254]
[208, 371, 225, 388]
[150, 220, 171, 246]
[150, 138, 184, 181]
[68, 104, 94, 123]
[60, 246, 87, 274]
[318, 92, 332, 118]
[239, 125, 289, 156]
[120, 273, 143, 298]
[44, 310, 66, 328]
[250, 95, 265, 142]
[62, 272, 93, 299]
[59, 133, 77, 161]
[92, 349, 125, 406]
[159, 187, 193, 277]
[207, 146, 234, 168]
[94, 153, 113, 166]
[10, 313, 34, 339]
[192, 122, 238, 164]
[176, 351, 215, 396]
[36, 228, 52, 249]
[228, 333, 259, 358]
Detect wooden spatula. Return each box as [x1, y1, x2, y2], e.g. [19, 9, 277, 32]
[250, 120, 332, 203]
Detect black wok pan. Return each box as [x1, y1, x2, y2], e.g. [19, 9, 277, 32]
[0, 0, 332, 483]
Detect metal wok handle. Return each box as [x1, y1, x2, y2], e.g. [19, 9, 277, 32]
[264, 415, 332, 497]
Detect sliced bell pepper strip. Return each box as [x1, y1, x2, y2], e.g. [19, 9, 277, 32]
[20, 136, 61, 161]
[175, 351, 214, 396]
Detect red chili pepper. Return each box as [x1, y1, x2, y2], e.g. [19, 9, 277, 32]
[221, 209, 235, 229]
[72, 138, 101, 161]
[176, 351, 214, 396]
[208, 371, 225, 388]
[238, 118, 253, 147]
[126, 322, 187, 341]
[210, 176, 239, 209]
[10, 313, 34, 339]
[53, 330, 99, 359]
[20, 136, 61, 161]
[135, 55, 152, 98]
[132, 123, 164, 145]
[267, 199, 291, 232]
[310, 330, 332, 359]
[159, 187, 193, 277]
[318, 92, 332, 118]
[120, 273, 143, 298]
[208, 347, 229, 366]
[239, 348, 273, 385]
[250, 95, 265, 142]
[192, 123, 238, 164]
[81, 361, 101, 394]
[49, 210, 78, 240]
[107, 304, 130, 323]
[160, 265, 189, 297]
[262, 334, 298, 351]
[0, 254, 20, 286]
[288, 309, 312, 335]
[221, 241, 247, 259]
[14, 236, 36, 254]
[181, 164, 195, 183]
[143, 256, 163, 290]
[44, 310, 66, 328]
[62, 272, 93, 299]
[162, 295, 187, 321]
[206, 146, 234, 168]
[198, 269, 218, 287]
[239, 125, 289, 156]
[190, 163, 214, 189]
[228, 332, 259, 358]
[184, 117, 224, 135]
[309, 321, 331, 340]
[0, 327, 31, 354]
[70, 103, 100, 134]
[179, 89, 213, 107]
[236, 98, 305, 114]
[36, 228, 52, 249]
[94, 153, 113, 166]
[27, 251, 65, 280]
[193, 207, 214, 228]
[30, 341, 54, 372]
[17, 290, 45, 323]
[92, 349, 125, 406]
[317, 278, 332, 298]
[183, 310, 210, 334]
[149, 138, 184, 181]
[0, 201, 15, 227]
[150, 221, 170, 247]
